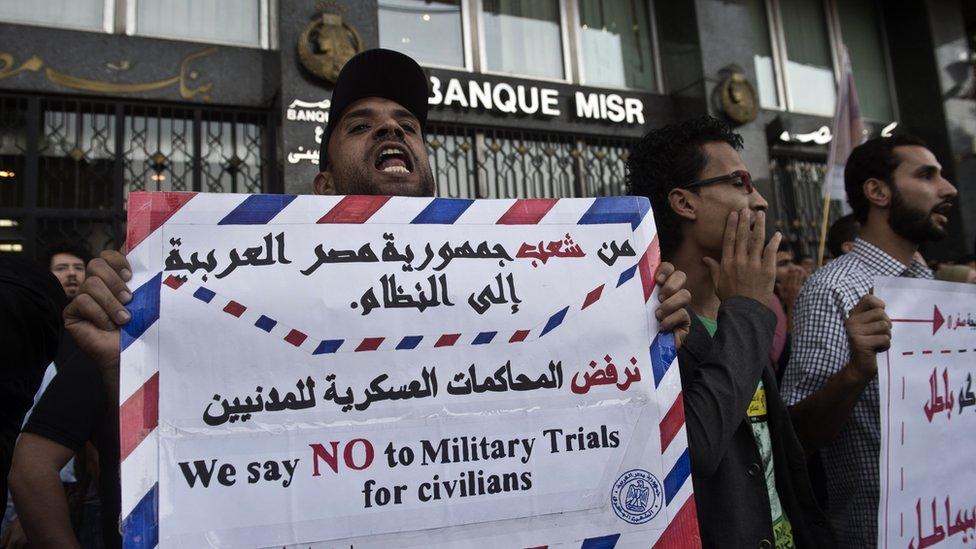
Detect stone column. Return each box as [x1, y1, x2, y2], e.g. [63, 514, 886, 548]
[277, 0, 379, 195]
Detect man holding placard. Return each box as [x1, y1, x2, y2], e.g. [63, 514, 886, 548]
[60, 49, 700, 548]
[783, 135, 958, 547]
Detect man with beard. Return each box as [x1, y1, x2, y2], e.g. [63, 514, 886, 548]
[782, 135, 957, 547]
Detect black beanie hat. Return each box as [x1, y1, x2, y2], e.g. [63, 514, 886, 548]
[319, 49, 429, 172]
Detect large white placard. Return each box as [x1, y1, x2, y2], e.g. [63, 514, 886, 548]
[877, 277, 976, 549]
[119, 192, 698, 548]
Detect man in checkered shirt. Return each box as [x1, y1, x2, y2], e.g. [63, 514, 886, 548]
[782, 134, 957, 547]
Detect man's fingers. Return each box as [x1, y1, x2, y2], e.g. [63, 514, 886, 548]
[854, 308, 890, 324]
[658, 269, 687, 302]
[858, 319, 892, 336]
[861, 335, 892, 352]
[79, 275, 131, 326]
[734, 208, 751, 262]
[657, 288, 691, 319]
[99, 249, 132, 282]
[88, 257, 132, 304]
[749, 210, 767, 261]
[851, 294, 885, 314]
[659, 307, 690, 333]
[65, 293, 115, 332]
[762, 231, 782, 273]
[655, 261, 676, 285]
[720, 211, 737, 264]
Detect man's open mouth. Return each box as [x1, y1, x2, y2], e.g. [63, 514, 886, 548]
[374, 144, 413, 174]
[932, 202, 953, 222]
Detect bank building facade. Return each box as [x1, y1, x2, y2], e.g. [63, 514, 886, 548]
[0, 0, 973, 261]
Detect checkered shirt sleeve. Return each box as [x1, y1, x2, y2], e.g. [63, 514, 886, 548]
[782, 275, 855, 406]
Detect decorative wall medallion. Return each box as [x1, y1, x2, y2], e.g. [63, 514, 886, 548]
[297, 5, 363, 84]
[718, 66, 759, 125]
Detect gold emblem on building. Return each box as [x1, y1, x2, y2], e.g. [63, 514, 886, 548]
[297, 4, 363, 84]
[717, 65, 759, 125]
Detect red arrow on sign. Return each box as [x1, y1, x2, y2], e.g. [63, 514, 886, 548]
[891, 305, 944, 335]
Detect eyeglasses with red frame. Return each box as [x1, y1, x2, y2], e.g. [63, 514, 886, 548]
[681, 170, 754, 194]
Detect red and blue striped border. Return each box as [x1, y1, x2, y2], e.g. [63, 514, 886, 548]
[121, 192, 696, 548]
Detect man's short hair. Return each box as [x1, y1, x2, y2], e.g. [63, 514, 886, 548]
[826, 213, 860, 258]
[627, 116, 744, 258]
[844, 134, 928, 223]
[41, 240, 92, 269]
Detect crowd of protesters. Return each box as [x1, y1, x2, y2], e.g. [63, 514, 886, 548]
[2, 49, 974, 549]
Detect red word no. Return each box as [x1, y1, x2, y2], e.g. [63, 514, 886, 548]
[309, 439, 374, 476]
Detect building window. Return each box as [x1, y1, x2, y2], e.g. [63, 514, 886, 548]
[577, 0, 657, 90]
[379, 0, 466, 68]
[747, 0, 779, 109]
[750, 0, 893, 119]
[134, 0, 263, 48]
[482, 0, 565, 80]
[391, 0, 663, 93]
[836, 0, 893, 121]
[0, 0, 105, 33]
[778, 0, 837, 116]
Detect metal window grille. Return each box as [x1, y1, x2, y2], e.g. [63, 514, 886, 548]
[0, 92, 275, 258]
[426, 123, 634, 200]
[768, 154, 843, 256]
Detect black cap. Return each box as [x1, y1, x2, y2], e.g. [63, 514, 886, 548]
[319, 49, 429, 172]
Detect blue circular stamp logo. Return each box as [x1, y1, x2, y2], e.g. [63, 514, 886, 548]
[610, 469, 664, 524]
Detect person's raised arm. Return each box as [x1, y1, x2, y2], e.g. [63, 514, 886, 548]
[63, 249, 132, 402]
[788, 294, 890, 451]
[8, 434, 80, 549]
[683, 209, 782, 476]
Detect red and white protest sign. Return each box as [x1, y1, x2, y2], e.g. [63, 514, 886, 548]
[878, 277, 976, 549]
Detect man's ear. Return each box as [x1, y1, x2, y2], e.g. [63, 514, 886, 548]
[313, 171, 336, 195]
[667, 189, 698, 222]
[863, 177, 891, 209]
[841, 240, 855, 254]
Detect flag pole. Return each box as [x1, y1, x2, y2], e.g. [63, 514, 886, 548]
[819, 45, 863, 268]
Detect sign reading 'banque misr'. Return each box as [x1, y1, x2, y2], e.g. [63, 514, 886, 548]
[428, 75, 647, 125]
[287, 75, 649, 128]
[285, 70, 652, 166]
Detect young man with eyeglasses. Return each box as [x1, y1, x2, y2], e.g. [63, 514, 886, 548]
[628, 116, 834, 548]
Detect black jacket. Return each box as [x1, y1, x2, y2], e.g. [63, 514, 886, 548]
[678, 297, 834, 548]
[0, 257, 65, 517]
